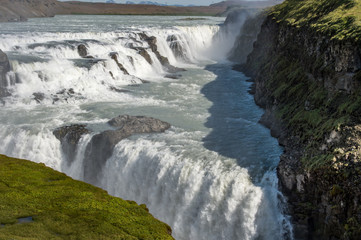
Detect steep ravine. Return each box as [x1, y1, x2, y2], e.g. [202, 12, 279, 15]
[234, 0, 361, 239]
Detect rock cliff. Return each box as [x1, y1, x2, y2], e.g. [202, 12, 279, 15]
[239, 0, 361, 239]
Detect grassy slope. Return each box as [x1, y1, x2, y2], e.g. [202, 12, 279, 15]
[0, 154, 173, 240]
[272, 0, 361, 41]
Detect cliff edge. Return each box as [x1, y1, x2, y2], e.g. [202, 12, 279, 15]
[0, 154, 174, 239]
[240, 0, 361, 239]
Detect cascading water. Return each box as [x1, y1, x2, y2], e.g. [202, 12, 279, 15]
[0, 15, 293, 239]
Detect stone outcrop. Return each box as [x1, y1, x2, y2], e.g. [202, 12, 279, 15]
[242, 11, 361, 240]
[0, 50, 11, 99]
[77, 44, 88, 58]
[167, 35, 186, 61]
[53, 124, 91, 165]
[77, 44, 93, 59]
[137, 33, 185, 73]
[83, 115, 171, 185]
[109, 52, 129, 75]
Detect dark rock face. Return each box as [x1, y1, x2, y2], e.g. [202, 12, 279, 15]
[110, 53, 129, 75]
[0, 50, 11, 98]
[244, 15, 361, 239]
[33, 92, 45, 103]
[135, 47, 153, 64]
[228, 11, 265, 64]
[84, 115, 171, 184]
[167, 35, 186, 61]
[53, 125, 91, 165]
[137, 33, 185, 73]
[77, 44, 88, 58]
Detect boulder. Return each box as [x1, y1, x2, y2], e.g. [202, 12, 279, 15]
[0, 50, 11, 98]
[33, 92, 45, 103]
[77, 44, 89, 58]
[84, 115, 171, 184]
[53, 124, 91, 165]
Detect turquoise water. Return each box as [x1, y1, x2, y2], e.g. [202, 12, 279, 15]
[0, 15, 292, 239]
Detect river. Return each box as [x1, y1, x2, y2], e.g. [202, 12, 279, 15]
[0, 15, 293, 240]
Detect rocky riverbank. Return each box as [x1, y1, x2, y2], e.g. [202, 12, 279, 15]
[234, 0, 361, 239]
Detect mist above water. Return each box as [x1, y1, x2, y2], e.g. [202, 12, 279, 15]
[0, 14, 292, 239]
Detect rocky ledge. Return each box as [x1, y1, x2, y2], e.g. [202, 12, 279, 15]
[54, 115, 171, 184]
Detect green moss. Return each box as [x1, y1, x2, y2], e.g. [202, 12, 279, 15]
[271, 0, 361, 41]
[258, 52, 361, 169]
[0, 155, 173, 240]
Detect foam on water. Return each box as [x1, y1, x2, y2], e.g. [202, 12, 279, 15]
[0, 15, 293, 239]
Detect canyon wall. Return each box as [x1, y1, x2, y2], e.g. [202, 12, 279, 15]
[235, 0, 361, 239]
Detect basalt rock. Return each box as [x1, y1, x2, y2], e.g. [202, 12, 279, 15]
[53, 124, 91, 165]
[134, 47, 152, 64]
[167, 35, 186, 61]
[109, 53, 129, 75]
[84, 115, 171, 185]
[0, 50, 11, 98]
[137, 33, 185, 73]
[77, 44, 93, 58]
[243, 12, 361, 239]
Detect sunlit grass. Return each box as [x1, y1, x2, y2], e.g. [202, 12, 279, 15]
[0, 155, 173, 240]
[272, 0, 361, 41]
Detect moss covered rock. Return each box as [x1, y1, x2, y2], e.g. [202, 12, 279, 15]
[0, 154, 173, 240]
[241, 0, 361, 239]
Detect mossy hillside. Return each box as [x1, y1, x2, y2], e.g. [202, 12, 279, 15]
[271, 0, 361, 41]
[0, 154, 173, 240]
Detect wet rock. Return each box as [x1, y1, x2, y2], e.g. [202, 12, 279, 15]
[77, 44, 88, 58]
[134, 47, 152, 64]
[77, 44, 93, 58]
[33, 92, 45, 103]
[84, 115, 171, 184]
[137, 33, 186, 73]
[53, 124, 91, 165]
[109, 52, 129, 75]
[167, 35, 185, 60]
[0, 50, 11, 98]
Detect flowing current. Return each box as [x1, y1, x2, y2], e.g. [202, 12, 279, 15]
[0, 15, 293, 239]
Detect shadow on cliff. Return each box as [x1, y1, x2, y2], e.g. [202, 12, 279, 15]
[200, 62, 282, 181]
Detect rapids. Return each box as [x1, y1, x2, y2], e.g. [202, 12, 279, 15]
[0, 15, 293, 239]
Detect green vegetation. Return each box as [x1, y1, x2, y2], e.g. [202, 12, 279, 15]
[0, 154, 173, 240]
[261, 54, 361, 169]
[271, 0, 361, 41]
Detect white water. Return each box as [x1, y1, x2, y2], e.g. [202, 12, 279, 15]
[0, 15, 293, 239]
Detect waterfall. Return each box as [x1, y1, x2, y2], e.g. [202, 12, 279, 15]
[0, 15, 293, 240]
